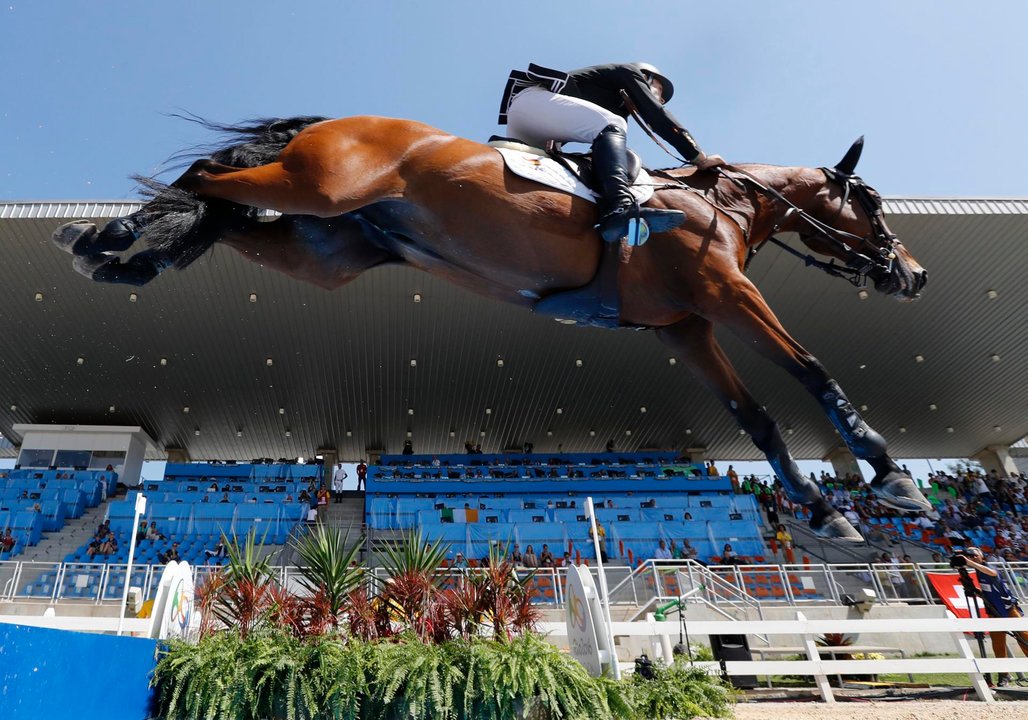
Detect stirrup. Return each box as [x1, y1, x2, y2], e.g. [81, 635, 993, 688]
[596, 207, 637, 243]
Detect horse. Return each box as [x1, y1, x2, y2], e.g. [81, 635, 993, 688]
[52, 114, 930, 542]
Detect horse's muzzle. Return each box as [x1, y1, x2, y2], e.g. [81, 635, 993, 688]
[874, 266, 926, 301]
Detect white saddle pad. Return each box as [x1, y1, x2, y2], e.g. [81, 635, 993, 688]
[494, 146, 655, 205]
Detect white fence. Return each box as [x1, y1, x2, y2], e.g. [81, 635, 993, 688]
[540, 613, 1028, 703]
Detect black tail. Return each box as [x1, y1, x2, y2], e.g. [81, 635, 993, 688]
[132, 115, 328, 269]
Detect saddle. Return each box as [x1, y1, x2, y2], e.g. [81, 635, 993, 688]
[488, 136, 654, 206]
[489, 136, 655, 330]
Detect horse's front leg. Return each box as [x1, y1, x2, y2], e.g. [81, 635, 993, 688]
[656, 315, 863, 541]
[705, 274, 931, 514]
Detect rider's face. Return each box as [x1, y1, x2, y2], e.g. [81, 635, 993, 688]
[647, 76, 666, 104]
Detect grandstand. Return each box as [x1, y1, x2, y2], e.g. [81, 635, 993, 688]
[14, 462, 319, 601]
[366, 451, 768, 567]
[0, 468, 116, 560]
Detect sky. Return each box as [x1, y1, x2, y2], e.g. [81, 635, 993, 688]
[1, 2, 1023, 481]
[3, 1, 1028, 200]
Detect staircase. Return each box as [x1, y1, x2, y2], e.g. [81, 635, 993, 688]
[17, 499, 117, 563]
[277, 493, 366, 565]
[319, 492, 365, 532]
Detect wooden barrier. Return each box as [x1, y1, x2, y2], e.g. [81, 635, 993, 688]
[538, 613, 1028, 703]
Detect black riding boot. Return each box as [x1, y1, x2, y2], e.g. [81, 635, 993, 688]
[592, 124, 685, 243]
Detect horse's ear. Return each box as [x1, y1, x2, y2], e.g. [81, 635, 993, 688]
[834, 136, 864, 176]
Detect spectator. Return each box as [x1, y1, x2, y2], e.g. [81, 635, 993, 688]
[522, 545, 539, 568]
[605, 439, 615, 453]
[775, 524, 795, 563]
[683, 511, 693, 521]
[207, 481, 219, 492]
[721, 543, 740, 565]
[402, 440, 414, 455]
[452, 552, 469, 570]
[706, 460, 720, 477]
[654, 539, 672, 560]
[1, 528, 15, 553]
[136, 519, 148, 543]
[331, 463, 348, 501]
[204, 539, 227, 560]
[510, 543, 523, 565]
[356, 459, 368, 491]
[589, 521, 609, 562]
[95, 519, 111, 539]
[727, 464, 740, 493]
[219, 492, 231, 504]
[676, 538, 699, 562]
[539, 544, 554, 567]
[317, 486, 330, 506]
[158, 542, 181, 564]
[298, 489, 311, 503]
[146, 521, 165, 541]
[89, 532, 118, 558]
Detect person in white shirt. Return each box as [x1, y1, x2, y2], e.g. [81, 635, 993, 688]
[331, 463, 348, 501]
[653, 539, 672, 560]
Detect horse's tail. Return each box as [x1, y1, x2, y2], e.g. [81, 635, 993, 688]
[133, 115, 329, 269]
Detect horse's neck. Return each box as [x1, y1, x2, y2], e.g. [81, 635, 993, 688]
[731, 164, 824, 247]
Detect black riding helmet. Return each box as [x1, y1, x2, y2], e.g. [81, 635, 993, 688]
[634, 62, 674, 103]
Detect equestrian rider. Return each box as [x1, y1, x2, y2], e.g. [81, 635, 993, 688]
[499, 62, 725, 243]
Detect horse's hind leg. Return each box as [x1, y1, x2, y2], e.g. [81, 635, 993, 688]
[656, 315, 862, 541]
[175, 121, 407, 217]
[704, 274, 930, 514]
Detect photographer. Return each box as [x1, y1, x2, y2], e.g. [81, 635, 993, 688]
[954, 547, 1028, 686]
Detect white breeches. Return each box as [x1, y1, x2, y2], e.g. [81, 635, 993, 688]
[505, 86, 627, 147]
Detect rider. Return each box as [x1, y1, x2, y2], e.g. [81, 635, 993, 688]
[498, 62, 725, 243]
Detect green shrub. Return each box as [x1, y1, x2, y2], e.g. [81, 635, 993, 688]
[624, 657, 734, 720]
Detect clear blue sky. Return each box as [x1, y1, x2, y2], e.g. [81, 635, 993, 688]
[2, 1, 1027, 200]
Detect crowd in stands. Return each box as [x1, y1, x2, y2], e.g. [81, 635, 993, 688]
[724, 460, 1028, 564]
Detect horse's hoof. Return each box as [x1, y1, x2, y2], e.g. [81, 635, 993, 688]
[101, 216, 142, 245]
[810, 512, 864, 542]
[72, 252, 117, 279]
[52, 220, 97, 255]
[870, 470, 932, 512]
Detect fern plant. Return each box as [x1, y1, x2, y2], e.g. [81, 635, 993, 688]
[624, 656, 734, 720]
[465, 633, 622, 720]
[365, 634, 467, 720]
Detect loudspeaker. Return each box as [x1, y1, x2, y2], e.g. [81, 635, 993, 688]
[709, 634, 758, 688]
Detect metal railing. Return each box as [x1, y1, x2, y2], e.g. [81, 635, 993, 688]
[5, 557, 1028, 610]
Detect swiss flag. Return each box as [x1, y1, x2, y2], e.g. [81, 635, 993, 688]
[926, 571, 989, 618]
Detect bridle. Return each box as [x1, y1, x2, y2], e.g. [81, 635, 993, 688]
[726, 165, 901, 288]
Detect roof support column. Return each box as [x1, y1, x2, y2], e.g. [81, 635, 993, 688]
[822, 446, 863, 481]
[972, 445, 1019, 477]
[318, 447, 338, 490]
[165, 447, 190, 463]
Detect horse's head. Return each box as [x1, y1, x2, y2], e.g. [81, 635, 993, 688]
[798, 137, 927, 301]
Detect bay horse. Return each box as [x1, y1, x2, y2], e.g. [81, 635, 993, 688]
[53, 115, 930, 542]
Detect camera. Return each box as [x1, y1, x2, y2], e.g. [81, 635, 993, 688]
[949, 554, 967, 569]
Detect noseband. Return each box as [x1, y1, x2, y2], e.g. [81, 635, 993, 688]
[728, 166, 900, 287]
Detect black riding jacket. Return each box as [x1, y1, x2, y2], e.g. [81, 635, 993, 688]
[499, 63, 702, 161]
